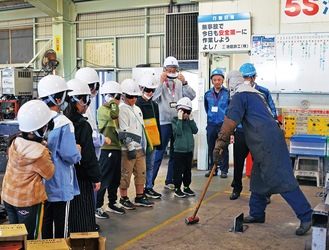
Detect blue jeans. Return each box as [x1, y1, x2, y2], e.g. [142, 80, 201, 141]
[249, 188, 313, 223]
[145, 149, 156, 189]
[4, 201, 40, 240]
[206, 123, 229, 173]
[152, 124, 174, 185]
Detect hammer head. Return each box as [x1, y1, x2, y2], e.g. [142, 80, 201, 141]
[185, 216, 199, 225]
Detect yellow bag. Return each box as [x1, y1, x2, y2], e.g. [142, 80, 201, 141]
[144, 118, 161, 146]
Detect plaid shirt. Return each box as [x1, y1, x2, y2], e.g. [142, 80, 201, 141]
[2, 137, 55, 207]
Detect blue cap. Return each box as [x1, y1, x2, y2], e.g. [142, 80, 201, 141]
[210, 68, 225, 79]
[239, 63, 256, 77]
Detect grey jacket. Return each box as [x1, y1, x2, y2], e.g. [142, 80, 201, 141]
[153, 78, 196, 125]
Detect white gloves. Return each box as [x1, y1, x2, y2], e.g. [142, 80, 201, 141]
[189, 111, 194, 120]
[178, 110, 184, 120]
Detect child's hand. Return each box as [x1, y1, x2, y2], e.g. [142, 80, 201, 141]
[105, 137, 111, 145]
[178, 110, 184, 120]
[189, 112, 194, 120]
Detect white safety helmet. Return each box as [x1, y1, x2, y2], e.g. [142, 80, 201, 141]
[38, 75, 70, 98]
[67, 79, 91, 96]
[17, 100, 53, 132]
[139, 75, 158, 89]
[163, 56, 179, 68]
[100, 81, 122, 95]
[176, 97, 192, 110]
[121, 79, 141, 96]
[75, 67, 99, 84]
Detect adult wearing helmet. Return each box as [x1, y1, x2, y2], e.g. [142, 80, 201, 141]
[204, 68, 229, 178]
[38, 75, 82, 239]
[152, 56, 196, 191]
[64, 79, 102, 232]
[75, 67, 110, 160]
[229, 63, 278, 201]
[2, 100, 55, 240]
[95, 81, 125, 218]
[213, 70, 313, 236]
[172, 97, 198, 198]
[118, 79, 154, 209]
[136, 75, 162, 199]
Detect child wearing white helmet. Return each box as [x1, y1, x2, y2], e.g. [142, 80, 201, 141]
[37, 75, 82, 239]
[64, 79, 102, 232]
[75, 67, 111, 160]
[172, 97, 198, 198]
[95, 81, 125, 218]
[152, 56, 196, 191]
[118, 79, 154, 209]
[2, 100, 55, 240]
[136, 74, 162, 199]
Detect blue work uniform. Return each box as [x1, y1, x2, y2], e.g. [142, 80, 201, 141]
[227, 90, 312, 223]
[231, 83, 277, 193]
[204, 86, 229, 173]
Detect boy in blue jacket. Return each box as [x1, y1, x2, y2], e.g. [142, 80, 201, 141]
[172, 97, 198, 198]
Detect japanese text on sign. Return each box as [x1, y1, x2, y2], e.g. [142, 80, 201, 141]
[198, 13, 251, 53]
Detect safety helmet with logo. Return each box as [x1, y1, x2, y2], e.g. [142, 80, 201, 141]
[121, 79, 141, 96]
[239, 63, 257, 77]
[17, 100, 53, 133]
[163, 56, 179, 68]
[176, 97, 192, 110]
[139, 74, 158, 89]
[210, 68, 225, 79]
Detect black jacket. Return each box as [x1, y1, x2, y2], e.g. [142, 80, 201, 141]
[68, 112, 101, 183]
[136, 97, 162, 150]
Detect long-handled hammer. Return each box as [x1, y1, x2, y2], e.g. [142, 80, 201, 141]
[185, 163, 218, 225]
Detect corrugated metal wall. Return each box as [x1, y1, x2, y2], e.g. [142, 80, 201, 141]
[76, 4, 198, 84]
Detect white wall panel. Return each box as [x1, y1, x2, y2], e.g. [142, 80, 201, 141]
[117, 37, 144, 68]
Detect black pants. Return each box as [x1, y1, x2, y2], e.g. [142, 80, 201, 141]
[173, 152, 193, 189]
[42, 200, 69, 239]
[96, 149, 121, 208]
[232, 130, 250, 193]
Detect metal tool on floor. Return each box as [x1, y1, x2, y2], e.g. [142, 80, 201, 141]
[185, 163, 218, 225]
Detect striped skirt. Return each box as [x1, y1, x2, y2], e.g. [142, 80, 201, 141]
[69, 179, 96, 233]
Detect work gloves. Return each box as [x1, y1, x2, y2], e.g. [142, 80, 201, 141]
[127, 149, 137, 160]
[213, 116, 238, 165]
[213, 147, 223, 165]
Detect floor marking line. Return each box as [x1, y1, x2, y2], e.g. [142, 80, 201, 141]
[115, 191, 223, 250]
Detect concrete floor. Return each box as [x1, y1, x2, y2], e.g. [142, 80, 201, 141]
[96, 158, 323, 250]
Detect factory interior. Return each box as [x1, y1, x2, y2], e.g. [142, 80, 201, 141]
[0, 0, 329, 249]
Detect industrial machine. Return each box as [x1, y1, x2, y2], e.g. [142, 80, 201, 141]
[0, 67, 33, 120]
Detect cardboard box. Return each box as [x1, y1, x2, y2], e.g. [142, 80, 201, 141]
[66, 232, 106, 250]
[0, 224, 27, 249]
[27, 239, 69, 250]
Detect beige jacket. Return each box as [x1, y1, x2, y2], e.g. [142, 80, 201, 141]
[2, 137, 55, 207]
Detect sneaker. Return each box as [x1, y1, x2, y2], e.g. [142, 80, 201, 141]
[183, 187, 195, 196]
[164, 183, 175, 190]
[205, 171, 218, 177]
[95, 224, 100, 231]
[174, 188, 186, 198]
[220, 172, 228, 178]
[134, 194, 154, 207]
[144, 188, 162, 199]
[95, 208, 109, 219]
[106, 203, 126, 214]
[119, 197, 136, 210]
[243, 215, 265, 223]
[230, 192, 240, 200]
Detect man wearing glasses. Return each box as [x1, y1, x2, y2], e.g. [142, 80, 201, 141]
[152, 56, 196, 191]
